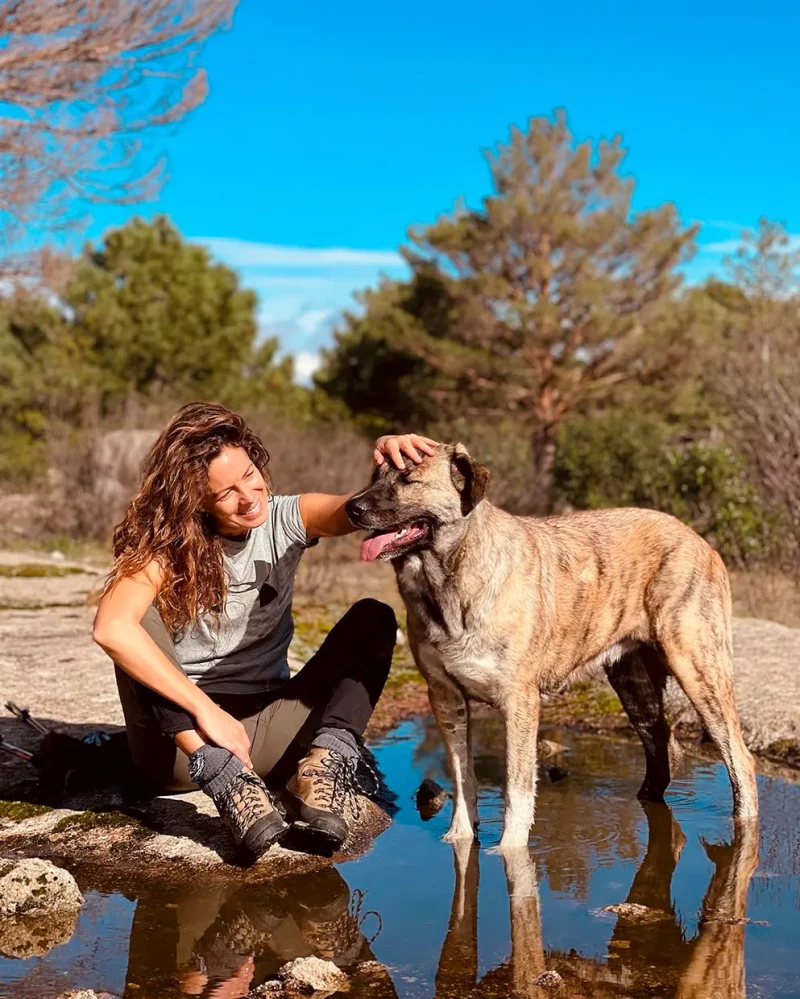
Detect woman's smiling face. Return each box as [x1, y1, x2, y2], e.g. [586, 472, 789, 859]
[204, 446, 269, 537]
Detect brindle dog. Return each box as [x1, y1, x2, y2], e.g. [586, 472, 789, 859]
[346, 444, 758, 850]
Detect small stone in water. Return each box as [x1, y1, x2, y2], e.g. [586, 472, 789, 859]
[602, 902, 670, 922]
[279, 955, 350, 993]
[415, 778, 449, 820]
[535, 969, 564, 989]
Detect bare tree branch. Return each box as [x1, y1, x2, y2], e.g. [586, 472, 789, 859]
[0, 0, 237, 262]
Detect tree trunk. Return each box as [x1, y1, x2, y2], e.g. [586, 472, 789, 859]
[523, 424, 558, 516]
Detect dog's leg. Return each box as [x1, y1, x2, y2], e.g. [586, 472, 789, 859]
[435, 838, 479, 995]
[502, 847, 545, 995]
[606, 647, 682, 802]
[660, 621, 758, 820]
[675, 820, 759, 999]
[426, 672, 479, 842]
[496, 685, 541, 852]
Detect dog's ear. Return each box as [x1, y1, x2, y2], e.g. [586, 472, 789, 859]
[450, 443, 490, 515]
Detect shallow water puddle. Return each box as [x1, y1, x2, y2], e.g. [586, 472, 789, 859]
[2, 719, 799, 998]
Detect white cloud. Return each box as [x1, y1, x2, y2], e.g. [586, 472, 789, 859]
[295, 308, 336, 337]
[196, 237, 402, 269]
[246, 275, 342, 290]
[696, 238, 743, 256]
[699, 233, 800, 256]
[683, 226, 800, 285]
[293, 351, 322, 384]
[194, 235, 409, 370]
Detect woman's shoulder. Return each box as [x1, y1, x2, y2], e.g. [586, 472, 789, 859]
[265, 493, 308, 549]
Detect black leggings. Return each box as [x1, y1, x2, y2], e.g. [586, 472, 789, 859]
[115, 598, 396, 791]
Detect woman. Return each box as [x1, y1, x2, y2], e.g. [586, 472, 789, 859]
[93, 401, 436, 861]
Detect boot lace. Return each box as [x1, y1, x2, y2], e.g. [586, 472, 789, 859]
[215, 769, 274, 836]
[303, 888, 383, 962]
[304, 751, 363, 818]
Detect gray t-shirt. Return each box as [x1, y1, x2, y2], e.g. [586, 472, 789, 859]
[173, 494, 313, 695]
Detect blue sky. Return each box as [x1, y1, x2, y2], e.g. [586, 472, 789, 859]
[76, 0, 800, 379]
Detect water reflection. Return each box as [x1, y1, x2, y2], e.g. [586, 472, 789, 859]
[434, 806, 759, 999]
[119, 804, 758, 999]
[5, 721, 789, 999]
[123, 868, 391, 998]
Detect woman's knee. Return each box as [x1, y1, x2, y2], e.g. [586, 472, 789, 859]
[346, 598, 397, 646]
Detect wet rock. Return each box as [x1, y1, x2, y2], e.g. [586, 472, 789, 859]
[415, 778, 449, 820]
[602, 902, 671, 922]
[0, 792, 392, 885]
[538, 739, 569, 758]
[279, 955, 350, 993]
[57, 992, 118, 999]
[355, 960, 386, 973]
[350, 961, 396, 997]
[535, 969, 564, 990]
[0, 857, 83, 917]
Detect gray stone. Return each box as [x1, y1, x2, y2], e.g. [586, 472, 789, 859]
[57, 992, 117, 999]
[602, 902, 672, 922]
[279, 955, 350, 993]
[0, 858, 83, 917]
[535, 970, 564, 990]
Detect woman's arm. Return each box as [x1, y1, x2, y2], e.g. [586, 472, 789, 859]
[92, 564, 253, 765]
[300, 432, 438, 539]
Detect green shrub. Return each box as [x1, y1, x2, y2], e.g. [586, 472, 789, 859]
[553, 412, 779, 567]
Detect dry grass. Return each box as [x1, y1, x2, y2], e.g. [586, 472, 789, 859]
[729, 569, 800, 628]
[27, 408, 375, 545]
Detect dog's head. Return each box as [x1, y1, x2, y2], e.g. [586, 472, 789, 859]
[346, 443, 490, 562]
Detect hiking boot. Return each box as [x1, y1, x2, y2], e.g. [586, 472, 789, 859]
[282, 747, 359, 848]
[213, 768, 289, 861]
[289, 870, 379, 965]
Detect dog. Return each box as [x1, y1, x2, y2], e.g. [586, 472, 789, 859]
[345, 443, 758, 850]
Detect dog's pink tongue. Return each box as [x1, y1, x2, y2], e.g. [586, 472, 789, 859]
[360, 531, 397, 562]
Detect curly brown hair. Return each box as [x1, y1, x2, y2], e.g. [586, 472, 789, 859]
[109, 401, 271, 635]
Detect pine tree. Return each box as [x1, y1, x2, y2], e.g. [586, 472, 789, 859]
[321, 111, 697, 512]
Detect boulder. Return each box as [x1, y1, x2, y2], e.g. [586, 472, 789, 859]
[0, 857, 83, 917]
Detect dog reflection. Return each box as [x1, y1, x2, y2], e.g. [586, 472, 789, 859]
[435, 838, 548, 998]
[434, 808, 759, 999]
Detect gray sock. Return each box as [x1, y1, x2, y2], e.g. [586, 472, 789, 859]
[312, 727, 360, 762]
[188, 744, 244, 798]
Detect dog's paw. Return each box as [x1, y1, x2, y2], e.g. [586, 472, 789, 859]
[487, 835, 531, 855]
[442, 824, 478, 844]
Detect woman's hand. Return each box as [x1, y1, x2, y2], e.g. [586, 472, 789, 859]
[195, 702, 253, 768]
[374, 433, 439, 469]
